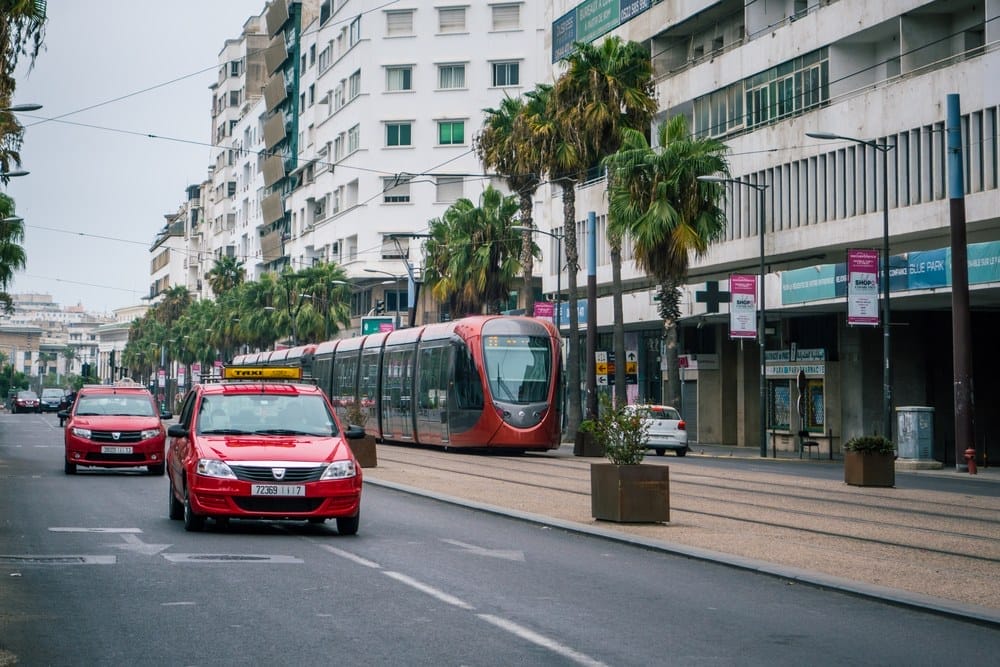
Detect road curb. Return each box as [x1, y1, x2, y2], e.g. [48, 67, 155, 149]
[364, 476, 1000, 628]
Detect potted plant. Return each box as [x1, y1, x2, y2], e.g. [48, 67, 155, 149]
[843, 434, 895, 487]
[589, 396, 670, 523]
[344, 401, 377, 468]
[574, 418, 604, 457]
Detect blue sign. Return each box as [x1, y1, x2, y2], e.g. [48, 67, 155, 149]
[558, 300, 588, 327]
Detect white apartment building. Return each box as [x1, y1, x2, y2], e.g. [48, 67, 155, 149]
[540, 0, 1000, 459]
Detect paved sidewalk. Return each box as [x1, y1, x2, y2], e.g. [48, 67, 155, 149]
[362, 440, 1000, 627]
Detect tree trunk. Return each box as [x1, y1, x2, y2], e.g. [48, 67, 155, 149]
[561, 181, 582, 441]
[519, 193, 535, 315]
[611, 237, 626, 408]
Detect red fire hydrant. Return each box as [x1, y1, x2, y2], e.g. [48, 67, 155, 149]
[964, 447, 978, 475]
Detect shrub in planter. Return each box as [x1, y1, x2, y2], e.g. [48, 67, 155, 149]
[343, 401, 377, 468]
[843, 435, 895, 487]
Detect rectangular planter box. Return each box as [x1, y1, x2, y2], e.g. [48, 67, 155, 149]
[591, 463, 669, 523]
[574, 430, 604, 457]
[349, 435, 378, 468]
[844, 451, 894, 487]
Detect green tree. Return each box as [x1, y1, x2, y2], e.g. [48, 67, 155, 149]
[0, 193, 25, 314]
[423, 185, 527, 316]
[604, 115, 729, 407]
[154, 285, 192, 326]
[0, 0, 47, 173]
[476, 95, 544, 314]
[563, 36, 657, 408]
[206, 255, 246, 296]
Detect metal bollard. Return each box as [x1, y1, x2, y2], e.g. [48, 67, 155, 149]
[964, 447, 978, 475]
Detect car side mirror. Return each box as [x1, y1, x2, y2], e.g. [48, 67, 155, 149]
[160, 411, 173, 420]
[57, 410, 68, 419]
[345, 425, 365, 440]
[167, 424, 188, 438]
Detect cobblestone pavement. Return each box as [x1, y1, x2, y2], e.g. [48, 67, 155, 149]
[362, 441, 1000, 625]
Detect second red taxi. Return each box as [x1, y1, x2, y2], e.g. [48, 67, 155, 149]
[166, 366, 364, 534]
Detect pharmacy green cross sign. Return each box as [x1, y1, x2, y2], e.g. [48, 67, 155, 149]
[695, 281, 730, 313]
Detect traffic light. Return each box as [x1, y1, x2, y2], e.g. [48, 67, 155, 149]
[81, 363, 91, 378]
[375, 299, 385, 314]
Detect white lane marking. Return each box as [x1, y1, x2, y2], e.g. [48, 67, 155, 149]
[319, 544, 381, 569]
[0, 555, 115, 565]
[382, 571, 475, 611]
[161, 601, 196, 606]
[478, 614, 608, 667]
[49, 527, 142, 534]
[441, 538, 525, 561]
[109, 534, 172, 556]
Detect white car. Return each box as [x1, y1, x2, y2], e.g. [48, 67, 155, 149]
[627, 405, 689, 456]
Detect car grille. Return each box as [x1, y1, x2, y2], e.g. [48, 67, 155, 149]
[90, 430, 144, 443]
[233, 497, 324, 513]
[84, 453, 146, 463]
[228, 465, 327, 482]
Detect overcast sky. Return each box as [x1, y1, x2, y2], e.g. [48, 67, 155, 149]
[6, 0, 266, 314]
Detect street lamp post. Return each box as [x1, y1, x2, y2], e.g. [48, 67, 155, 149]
[511, 225, 564, 333]
[807, 131, 894, 440]
[364, 269, 405, 329]
[699, 175, 770, 457]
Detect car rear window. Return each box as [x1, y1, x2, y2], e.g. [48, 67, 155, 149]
[645, 407, 679, 420]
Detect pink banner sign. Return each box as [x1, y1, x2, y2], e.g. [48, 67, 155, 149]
[729, 274, 758, 339]
[847, 249, 880, 326]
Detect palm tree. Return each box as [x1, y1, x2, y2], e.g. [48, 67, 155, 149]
[0, 193, 26, 314]
[154, 285, 192, 326]
[604, 115, 730, 407]
[206, 255, 245, 296]
[0, 0, 47, 173]
[563, 36, 657, 408]
[475, 95, 543, 314]
[423, 185, 527, 316]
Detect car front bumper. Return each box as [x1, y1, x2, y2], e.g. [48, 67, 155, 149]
[187, 475, 362, 520]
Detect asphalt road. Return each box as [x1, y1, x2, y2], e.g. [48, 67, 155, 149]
[2, 413, 999, 666]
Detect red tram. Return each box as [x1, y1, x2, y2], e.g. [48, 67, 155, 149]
[312, 315, 562, 451]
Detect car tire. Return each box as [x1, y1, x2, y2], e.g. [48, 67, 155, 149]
[654, 448, 666, 456]
[336, 513, 360, 536]
[168, 478, 183, 520]
[183, 488, 205, 532]
[64, 459, 76, 475]
[148, 463, 165, 476]
[675, 448, 687, 457]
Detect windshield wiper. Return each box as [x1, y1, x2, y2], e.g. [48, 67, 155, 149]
[200, 428, 252, 435]
[252, 428, 310, 435]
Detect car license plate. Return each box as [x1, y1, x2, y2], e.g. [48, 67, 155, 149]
[101, 446, 133, 454]
[251, 484, 306, 497]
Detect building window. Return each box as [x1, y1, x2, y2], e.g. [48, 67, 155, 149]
[308, 84, 315, 106]
[438, 7, 466, 33]
[334, 135, 344, 161]
[229, 90, 241, 106]
[492, 61, 519, 87]
[334, 83, 345, 110]
[349, 70, 361, 99]
[438, 63, 466, 89]
[492, 4, 520, 30]
[230, 60, 241, 76]
[386, 66, 412, 92]
[436, 175, 463, 202]
[386, 9, 414, 36]
[349, 16, 361, 46]
[382, 175, 412, 203]
[318, 45, 331, 73]
[386, 122, 412, 147]
[438, 120, 465, 145]
[348, 124, 360, 153]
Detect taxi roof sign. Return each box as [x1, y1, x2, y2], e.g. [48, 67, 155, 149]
[223, 366, 303, 381]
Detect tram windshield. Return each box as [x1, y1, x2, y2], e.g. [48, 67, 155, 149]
[482, 334, 551, 404]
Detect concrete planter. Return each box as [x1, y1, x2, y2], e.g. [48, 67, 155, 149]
[349, 434, 378, 468]
[844, 451, 894, 487]
[591, 463, 669, 523]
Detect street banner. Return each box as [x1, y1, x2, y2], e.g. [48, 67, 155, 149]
[729, 274, 757, 339]
[847, 248, 880, 326]
[177, 366, 186, 388]
[533, 301, 554, 323]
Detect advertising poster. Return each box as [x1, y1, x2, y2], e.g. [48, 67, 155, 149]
[729, 274, 757, 339]
[847, 249, 880, 326]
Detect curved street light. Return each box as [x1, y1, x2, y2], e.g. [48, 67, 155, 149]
[2, 104, 42, 113]
[364, 268, 405, 329]
[511, 225, 565, 333]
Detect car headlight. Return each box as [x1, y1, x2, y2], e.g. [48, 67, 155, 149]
[71, 427, 92, 439]
[321, 460, 357, 480]
[140, 428, 162, 440]
[196, 458, 237, 479]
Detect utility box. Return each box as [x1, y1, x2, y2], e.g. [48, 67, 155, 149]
[896, 406, 934, 460]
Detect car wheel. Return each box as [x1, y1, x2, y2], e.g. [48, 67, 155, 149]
[183, 488, 205, 532]
[168, 478, 183, 520]
[148, 463, 165, 476]
[336, 513, 359, 536]
[64, 459, 76, 475]
[675, 448, 687, 457]
[654, 448, 666, 456]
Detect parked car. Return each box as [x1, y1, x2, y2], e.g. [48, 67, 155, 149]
[61, 381, 172, 475]
[40, 388, 68, 412]
[625, 404, 689, 456]
[12, 390, 41, 414]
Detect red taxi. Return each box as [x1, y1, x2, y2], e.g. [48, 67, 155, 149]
[62, 381, 172, 475]
[166, 366, 364, 534]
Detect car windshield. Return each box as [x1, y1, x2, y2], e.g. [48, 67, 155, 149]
[75, 394, 155, 417]
[42, 389, 63, 398]
[197, 394, 338, 437]
[17, 391, 37, 399]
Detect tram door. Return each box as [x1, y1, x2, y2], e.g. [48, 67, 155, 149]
[381, 345, 415, 441]
[415, 343, 450, 445]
